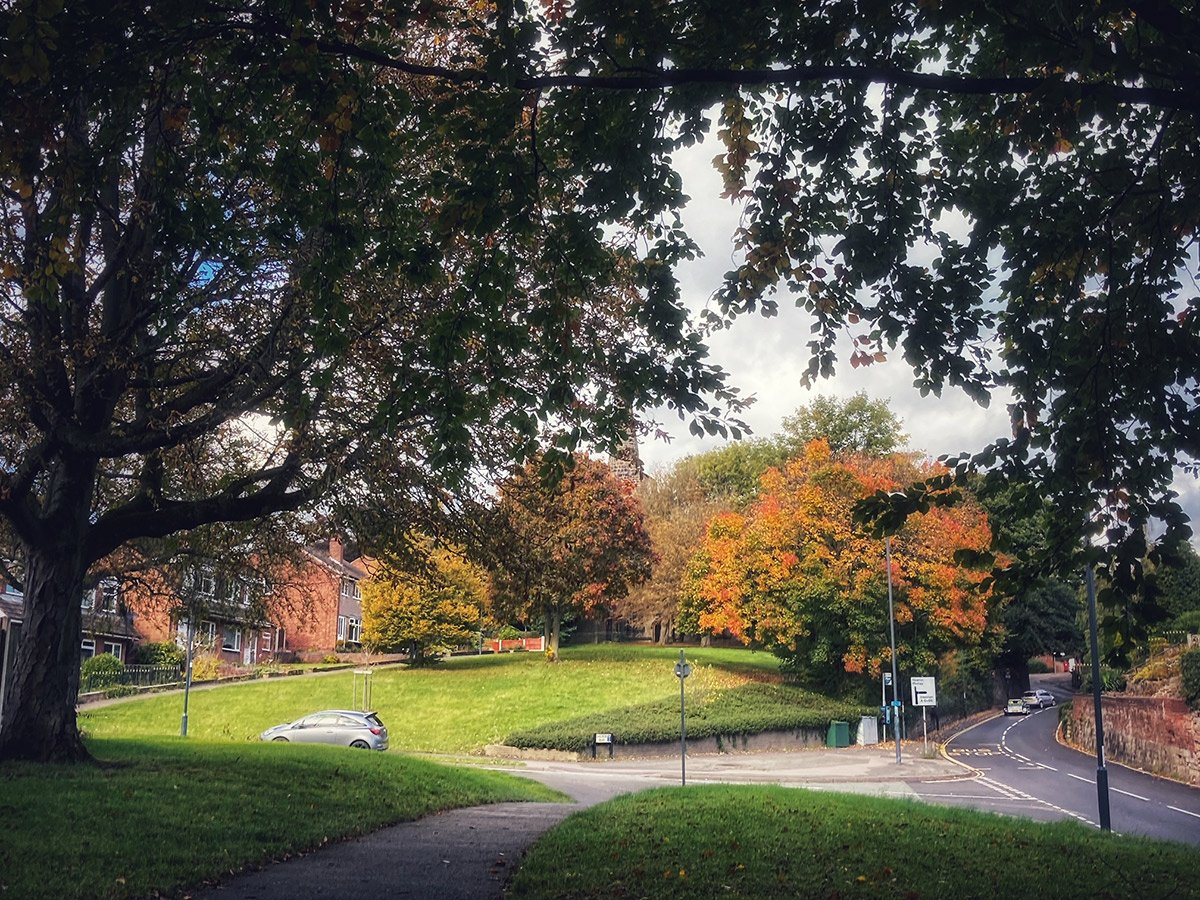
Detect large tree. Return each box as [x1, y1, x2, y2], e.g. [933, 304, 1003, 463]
[682, 441, 994, 692]
[612, 458, 732, 643]
[360, 540, 487, 666]
[0, 3, 734, 762]
[779, 393, 906, 457]
[6, 1, 1199, 760]
[488, 455, 653, 659]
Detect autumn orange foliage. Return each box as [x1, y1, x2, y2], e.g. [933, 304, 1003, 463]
[682, 441, 993, 686]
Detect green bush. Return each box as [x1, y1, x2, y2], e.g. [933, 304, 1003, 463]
[1080, 666, 1126, 693]
[1026, 658, 1051, 674]
[321, 653, 341, 664]
[135, 641, 185, 668]
[80, 653, 125, 690]
[1181, 650, 1200, 709]
[497, 625, 521, 641]
[1169, 610, 1200, 634]
[505, 682, 871, 753]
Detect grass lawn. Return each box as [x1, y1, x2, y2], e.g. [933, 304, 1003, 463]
[80, 645, 795, 753]
[0, 737, 562, 900]
[508, 785, 1200, 899]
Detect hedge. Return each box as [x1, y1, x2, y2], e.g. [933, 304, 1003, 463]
[504, 682, 872, 753]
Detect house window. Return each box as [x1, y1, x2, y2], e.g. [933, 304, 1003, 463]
[347, 617, 361, 644]
[221, 627, 241, 652]
[198, 620, 216, 646]
[80, 590, 92, 610]
[337, 616, 347, 641]
[80, 639, 95, 660]
[339, 578, 360, 601]
[103, 641, 122, 660]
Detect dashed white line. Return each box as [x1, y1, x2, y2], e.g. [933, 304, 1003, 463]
[1111, 787, 1150, 802]
[1067, 773, 1094, 784]
[1167, 805, 1200, 820]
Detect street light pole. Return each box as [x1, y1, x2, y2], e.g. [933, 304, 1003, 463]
[180, 614, 195, 737]
[886, 535, 901, 765]
[1085, 564, 1112, 831]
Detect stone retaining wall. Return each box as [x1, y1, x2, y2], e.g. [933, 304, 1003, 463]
[1064, 694, 1200, 786]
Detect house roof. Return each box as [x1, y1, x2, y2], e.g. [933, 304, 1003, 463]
[303, 542, 369, 581]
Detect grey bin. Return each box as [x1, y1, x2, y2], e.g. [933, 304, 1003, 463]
[826, 720, 850, 748]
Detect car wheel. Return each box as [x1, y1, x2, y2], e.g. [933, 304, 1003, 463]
[350, 740, 370, 749]
[272, 737, 288, 742]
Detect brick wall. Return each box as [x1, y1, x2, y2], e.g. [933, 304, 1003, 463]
[1065, 694, 1200, 786]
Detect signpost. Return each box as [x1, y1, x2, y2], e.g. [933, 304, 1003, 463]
[675, 650, 691, 786]
[911, 676, 937, 755]
[593, 732, 614, 759]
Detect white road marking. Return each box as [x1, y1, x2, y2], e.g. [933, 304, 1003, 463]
[1068, 773, 1094, 784]
[1167, 805, 1200, 820]
[1111, 787, 1150, 802]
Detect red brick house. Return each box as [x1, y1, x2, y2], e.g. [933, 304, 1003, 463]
[129, 567, 283, 666]
[271, 538, 371, 659]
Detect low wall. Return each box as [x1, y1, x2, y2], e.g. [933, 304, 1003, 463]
[1064, 694, 1200, 786]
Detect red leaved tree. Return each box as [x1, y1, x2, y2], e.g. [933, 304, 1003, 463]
[488, 455, 653, 660]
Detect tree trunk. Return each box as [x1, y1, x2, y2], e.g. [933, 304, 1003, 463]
[0, 539, 91, 762]
[548, 607, 561, 661]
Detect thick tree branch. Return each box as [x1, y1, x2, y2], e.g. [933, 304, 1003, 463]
[286, 29, 1200, 114]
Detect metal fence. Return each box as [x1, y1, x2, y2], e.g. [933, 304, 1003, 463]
[81, 663, 183, 694]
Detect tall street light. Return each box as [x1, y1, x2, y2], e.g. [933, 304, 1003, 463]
[885, 534, 901, 765]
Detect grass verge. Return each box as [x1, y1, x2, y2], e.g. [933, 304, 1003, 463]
[508, 785, 1199, 899]
[0, 737, 562, 900]
[80, 645, 775, 753]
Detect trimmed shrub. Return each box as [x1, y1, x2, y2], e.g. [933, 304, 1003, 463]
[322, 653, 341, 664]
[80, 653, 125, 690]
[1026, 658, 1051, 674]
[1182, 650, 1200, 709]
[135, 641, 185, 668]
[505, 682, 871, 753]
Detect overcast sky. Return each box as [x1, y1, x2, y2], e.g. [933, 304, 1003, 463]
[637, 142, 1200, 537]
[640, 140, 1012, 473]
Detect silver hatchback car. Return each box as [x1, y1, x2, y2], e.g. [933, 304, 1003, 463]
[260, 710, 389, 750]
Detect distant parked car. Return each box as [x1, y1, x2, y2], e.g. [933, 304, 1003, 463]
[1004, 698, 1028, 716]
[260, 710, 389, 750]
[1022, 689, 1056, 709]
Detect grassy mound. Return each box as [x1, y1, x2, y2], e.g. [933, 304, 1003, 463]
[0, 737, 562, 900]
[509, 785, 1199, 899]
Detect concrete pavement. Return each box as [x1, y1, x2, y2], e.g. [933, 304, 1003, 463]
[189, 742, 963, 899]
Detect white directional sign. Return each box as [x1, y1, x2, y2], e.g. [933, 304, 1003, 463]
[911, 676, 937, 707]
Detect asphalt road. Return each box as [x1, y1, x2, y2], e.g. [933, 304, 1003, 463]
[914, 679, 1200, 846]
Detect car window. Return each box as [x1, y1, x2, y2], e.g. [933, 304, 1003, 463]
[337, 715, 363, 728]
[366, 714, 385, 728]
[309, 714, 341, 727]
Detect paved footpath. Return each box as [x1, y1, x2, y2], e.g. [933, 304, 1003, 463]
[191, 745, 960, 899]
